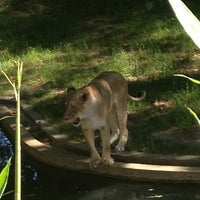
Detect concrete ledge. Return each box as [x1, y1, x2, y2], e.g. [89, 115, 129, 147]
[1, 97, 200, 183]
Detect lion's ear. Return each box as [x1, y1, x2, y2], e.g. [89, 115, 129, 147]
[67, 87, 76, 93]
[79, 92, 88, 103]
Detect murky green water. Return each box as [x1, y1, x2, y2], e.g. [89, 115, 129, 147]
[1, 130, 200, 200]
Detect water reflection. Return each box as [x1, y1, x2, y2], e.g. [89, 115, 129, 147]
[74, 183, 200, 200]
[0, 130, 200, 200]
[18, 166, 200, 200]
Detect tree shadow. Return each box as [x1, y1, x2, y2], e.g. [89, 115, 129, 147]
[128, 75, 188, 102]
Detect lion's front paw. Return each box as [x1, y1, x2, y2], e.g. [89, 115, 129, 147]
[102, 156, 114, 166]
[89, 157, 102, 169]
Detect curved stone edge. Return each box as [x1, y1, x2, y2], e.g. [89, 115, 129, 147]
[3, 120, 200, 184]
[1, 97, 200, 183]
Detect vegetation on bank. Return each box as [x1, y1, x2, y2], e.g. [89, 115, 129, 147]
[0, 0, 200, 154]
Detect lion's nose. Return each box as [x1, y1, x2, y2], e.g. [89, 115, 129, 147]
[64, 116, 69, 121]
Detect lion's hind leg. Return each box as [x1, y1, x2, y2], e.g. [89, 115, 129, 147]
[115, 106, 128, 152]
[110, 128, 120, 144]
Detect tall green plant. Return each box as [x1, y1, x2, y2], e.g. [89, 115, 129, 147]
[1, 61, 23, 200]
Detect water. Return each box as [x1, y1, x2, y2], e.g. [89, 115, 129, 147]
[0, 130, 200, 200]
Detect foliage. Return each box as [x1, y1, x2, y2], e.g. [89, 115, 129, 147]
[169, 0, 200, 126]
[174, 74, 200, 126]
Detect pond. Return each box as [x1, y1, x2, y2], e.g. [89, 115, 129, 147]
[1, 129, 200, 200]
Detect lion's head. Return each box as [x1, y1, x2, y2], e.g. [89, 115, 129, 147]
[64, 87, 89, 127]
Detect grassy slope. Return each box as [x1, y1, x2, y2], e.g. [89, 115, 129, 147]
[0, 0, 200, 154]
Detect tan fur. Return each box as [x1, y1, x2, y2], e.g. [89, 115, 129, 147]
[64, 71, 146, 168]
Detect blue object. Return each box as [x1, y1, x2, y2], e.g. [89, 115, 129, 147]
[0, 129, 14, 166]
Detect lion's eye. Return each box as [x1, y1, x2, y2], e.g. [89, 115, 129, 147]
[70, 105, 75, 111]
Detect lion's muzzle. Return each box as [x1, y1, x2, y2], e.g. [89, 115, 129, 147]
[72, 117, 81, 127]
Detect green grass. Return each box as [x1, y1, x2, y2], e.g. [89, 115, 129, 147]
[0, 0, 200, 155]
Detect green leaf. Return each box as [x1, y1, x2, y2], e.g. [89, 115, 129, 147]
[0, 116, 13, 121]
[174, 74, 200, 84]
[168, 0, 200, 48]
[0, 157, 12, 198]
[186, 106, 200, 126]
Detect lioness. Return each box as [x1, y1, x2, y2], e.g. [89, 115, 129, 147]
[64, 71, 146, 168]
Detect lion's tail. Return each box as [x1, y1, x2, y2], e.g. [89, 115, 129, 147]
[128, 91, 146, 102]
